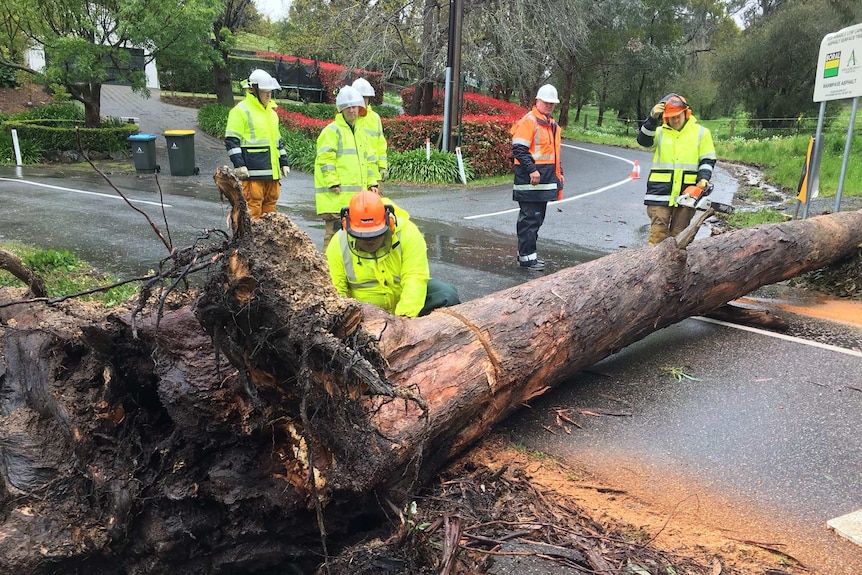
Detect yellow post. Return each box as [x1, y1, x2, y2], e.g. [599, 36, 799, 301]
[796, 135, 815, 202]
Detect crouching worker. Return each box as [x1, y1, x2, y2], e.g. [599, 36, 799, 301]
[326, 190, 460, 317]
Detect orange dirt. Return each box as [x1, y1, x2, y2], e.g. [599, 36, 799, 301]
[470, 433, 862, 575]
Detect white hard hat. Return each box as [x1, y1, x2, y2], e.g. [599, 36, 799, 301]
[536, 84, 559, 104]
[351, 77, 375, 97]
[247, 69, 281, 91]
[336, 86, 366, 111]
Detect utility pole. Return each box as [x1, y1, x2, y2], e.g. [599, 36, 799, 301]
[441, 0, 463, 152]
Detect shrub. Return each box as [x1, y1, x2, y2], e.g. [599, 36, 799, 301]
[281, 129, 316, 172]
[388, 148, 474, 184]
[275, 108, 328, 140]
[281, 102, 337, 120]
[197, 103, 231, 139]
[1, 118, 136, 153]
[16, 102, 84, 121]
[383, 114, 516, 178]
[0, 130, 42, 164]
[0, 64, 18, 88]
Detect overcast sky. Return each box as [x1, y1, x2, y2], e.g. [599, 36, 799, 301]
[254, 0, 290, 21]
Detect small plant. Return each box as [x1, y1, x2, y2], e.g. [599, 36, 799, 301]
[660, 365, 701, 382]
[0, 243, 138, 306]
[388, 148, 474, 184]
[405, 501, 431, 532]
[726, 208, 788, 229]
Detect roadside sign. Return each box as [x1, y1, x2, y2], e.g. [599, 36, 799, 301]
[813, 22, 862, 102]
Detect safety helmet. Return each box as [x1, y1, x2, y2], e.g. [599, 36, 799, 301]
[661, 93, 691, 122]
[247, 69, 281, 91]
[341, 191, 393, 238]
[335, 85, 366, 112]
[351, 77, 375, 97]
[536, 84, 560, 104]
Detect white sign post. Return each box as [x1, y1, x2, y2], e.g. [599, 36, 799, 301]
[804, 23, 862, 218]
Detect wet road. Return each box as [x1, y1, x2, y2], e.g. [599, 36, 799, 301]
[1, 144, 860, 572]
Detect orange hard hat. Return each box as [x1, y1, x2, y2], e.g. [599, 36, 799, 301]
[662, 93, 691, 122]
[344, 191, 389, 238]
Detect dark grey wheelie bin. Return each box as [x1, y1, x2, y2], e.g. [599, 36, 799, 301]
[128, 134, 159, 173]
[164, 129, 199, 176]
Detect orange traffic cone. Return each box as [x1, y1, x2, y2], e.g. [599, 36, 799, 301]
[630, 160, 641, 179]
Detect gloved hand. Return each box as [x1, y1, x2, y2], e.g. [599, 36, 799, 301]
[235, 166, 249, 180]
[650, 102, 666, 120]
[282, 166, 290, 177]
[379, 168, 388, 182]
[696, 178, 709, 189]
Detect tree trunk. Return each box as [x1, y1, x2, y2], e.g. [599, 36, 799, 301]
[2, 171, 861, 573]
[213, 57, 235, 108]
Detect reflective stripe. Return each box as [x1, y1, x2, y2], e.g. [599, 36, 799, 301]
[647, 171, 672, 183]
[512, 137, 531, 147]
[338, 231, 402, 287]
[640, 125, 656, 137]
[653, 161, 698, 171]
[226, 146, 241, 155]
[514, 183, 558, 191]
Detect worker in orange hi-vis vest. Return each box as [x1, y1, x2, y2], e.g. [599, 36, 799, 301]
[510, 84, 564, 272]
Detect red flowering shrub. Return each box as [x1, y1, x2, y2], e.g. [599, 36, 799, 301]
[400, 86, 526, 118]
[275, 109, 329, 140]
[382, 111, 521, 178]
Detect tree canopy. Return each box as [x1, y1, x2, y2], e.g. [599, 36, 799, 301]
[0, 0, 223, 126]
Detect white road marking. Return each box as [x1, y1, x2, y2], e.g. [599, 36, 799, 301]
[0, 177, 172, 208]
[695, 316, 862, 358]
[463, 144, 637, 220]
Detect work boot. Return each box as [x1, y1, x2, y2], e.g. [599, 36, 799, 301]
[518, 259, 545, 271]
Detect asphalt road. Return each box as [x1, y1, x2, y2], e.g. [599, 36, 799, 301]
[1, 139, 860, 572]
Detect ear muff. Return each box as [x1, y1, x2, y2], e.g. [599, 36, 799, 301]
[340, 206, 350, 235]
[385, 205, 397, 233]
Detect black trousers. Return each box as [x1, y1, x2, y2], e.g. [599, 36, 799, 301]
[516, 200, 548, 258]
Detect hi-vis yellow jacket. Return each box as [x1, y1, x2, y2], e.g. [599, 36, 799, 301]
[325, 202, 429, 318]
[314, 113, 379, 214]
[637, 114, 716, 206]
[355, 105, 388, 172]
[224, 93, 289, 180]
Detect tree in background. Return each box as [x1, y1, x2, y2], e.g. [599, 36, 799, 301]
[714, 0, 859, 128]
[211, 0, 264, 107]
[0, 0, 222, 127]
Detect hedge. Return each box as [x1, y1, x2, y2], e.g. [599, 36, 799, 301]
[1, 119, 137, 153]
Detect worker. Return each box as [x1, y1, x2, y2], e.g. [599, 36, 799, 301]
[224, 69, 291, 219]
[326, 191, 460, 318]
[351, 77, 389, 186]
[511, 84, 564, 272]
[637, 93, 716, 245]
[314, 85, 380, 250]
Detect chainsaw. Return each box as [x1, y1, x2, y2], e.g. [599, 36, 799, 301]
[676, 182, 734, 214]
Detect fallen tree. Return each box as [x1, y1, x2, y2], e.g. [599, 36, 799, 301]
[1, 169, 861, 574]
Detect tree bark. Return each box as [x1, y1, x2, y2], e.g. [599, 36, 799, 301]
[2, 173, 861, 573]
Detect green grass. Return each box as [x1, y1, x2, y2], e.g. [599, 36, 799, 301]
[0, 242, 139, 306]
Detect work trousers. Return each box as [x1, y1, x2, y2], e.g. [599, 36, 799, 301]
[242, 180, 280, 219]
[419, 278, 461, 316]
[321, 213, 342, 251]
[516, 201, 548, 259]
[646, 205, 696, 245]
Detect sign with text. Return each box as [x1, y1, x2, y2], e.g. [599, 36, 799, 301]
[813, 23, 862, 102]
